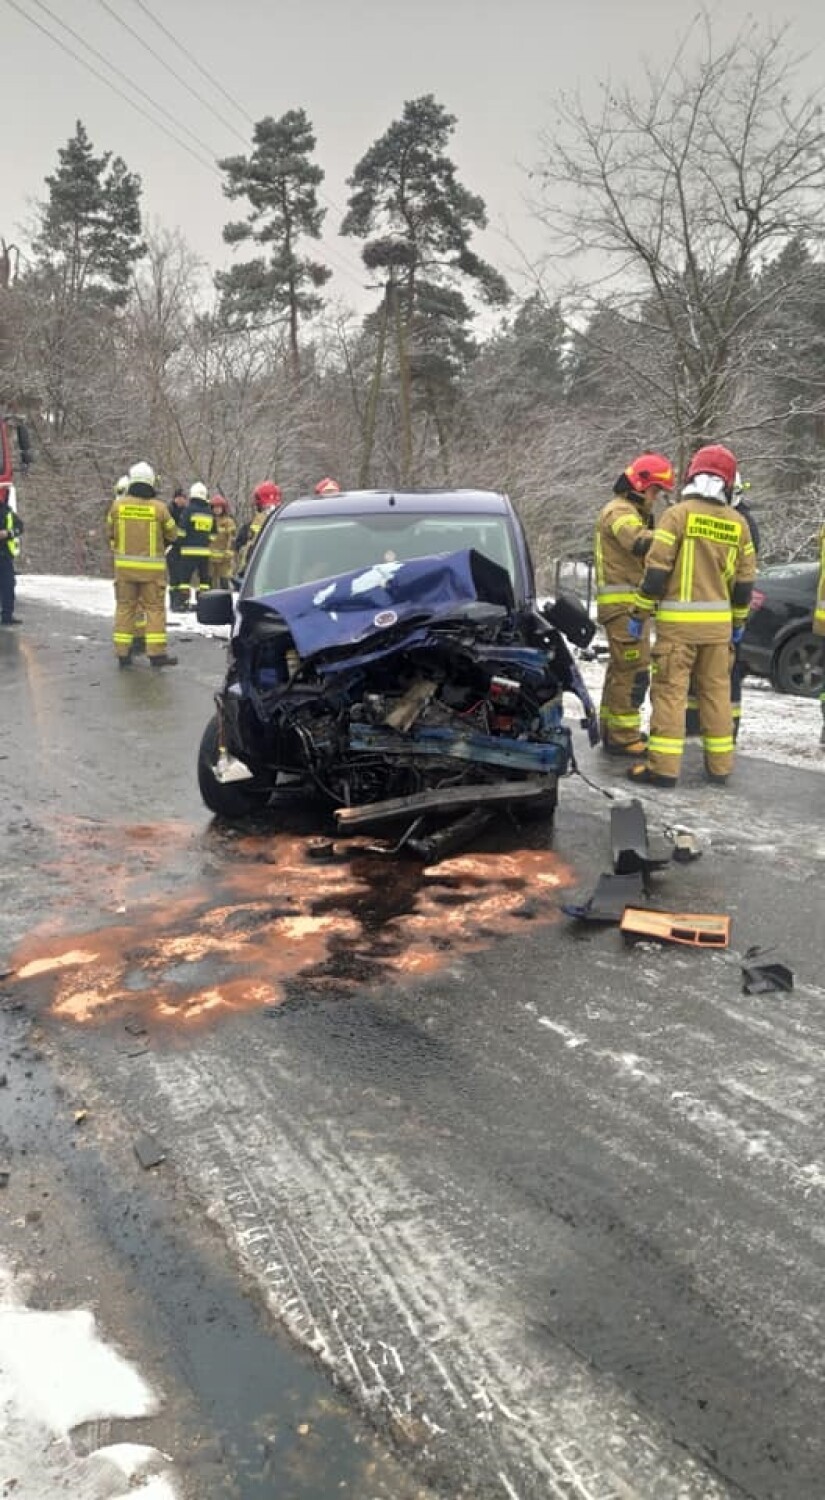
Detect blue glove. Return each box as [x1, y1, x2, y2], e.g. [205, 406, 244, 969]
[731, 626, 745, 645]
[627, 616, 643, 640]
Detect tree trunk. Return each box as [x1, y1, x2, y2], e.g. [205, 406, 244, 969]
[359, 285, 390, 488]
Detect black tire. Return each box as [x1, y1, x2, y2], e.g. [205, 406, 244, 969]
[772, 631, 824, 698]
[197, 714, 269, 819]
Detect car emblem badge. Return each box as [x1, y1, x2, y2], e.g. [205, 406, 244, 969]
[373, 609, 397, 629]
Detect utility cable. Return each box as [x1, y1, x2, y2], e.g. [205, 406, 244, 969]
[92, 0, 250, 148]
[126, 0, 366, 285]
[3, 0, 219, 175]
[23, 0, 224, 169]
[129, 0, 255, 126]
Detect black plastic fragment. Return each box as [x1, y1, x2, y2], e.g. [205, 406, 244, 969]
[741, 962, 794, 995]
[562, 871, 646, 923]
[611, 798, 671, 873]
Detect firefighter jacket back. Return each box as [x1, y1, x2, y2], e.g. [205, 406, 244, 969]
[179, 497, 214, 559]
[815, 523, 825, 636]
[594, 497, 651, 622]
[635, 497, 756, 642]
[106, 492, 177, 579]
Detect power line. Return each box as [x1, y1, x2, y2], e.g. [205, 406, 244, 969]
[124, 0, 366, 284]
[23, 0, 224, 170]
[129, 0, 255, 127]
[3, 0, 219, 175]
[92, 0, 250, 149]
[5, 0, 367, 292]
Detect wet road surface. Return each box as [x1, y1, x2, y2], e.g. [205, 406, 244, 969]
[2, 602, 825, 1499]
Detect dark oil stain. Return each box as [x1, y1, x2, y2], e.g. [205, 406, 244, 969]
[8, 816, 575, 1032]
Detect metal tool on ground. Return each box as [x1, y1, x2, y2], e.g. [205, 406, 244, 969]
[620, 909, 731, 947]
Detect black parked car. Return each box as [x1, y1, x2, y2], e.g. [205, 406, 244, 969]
[194, 488, 597, 850]
[740, 561, 822, 696]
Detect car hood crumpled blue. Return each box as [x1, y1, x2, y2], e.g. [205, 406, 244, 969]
[241, 548, 515, 659]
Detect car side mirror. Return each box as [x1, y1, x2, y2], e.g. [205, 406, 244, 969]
[196, 589, 234, 626]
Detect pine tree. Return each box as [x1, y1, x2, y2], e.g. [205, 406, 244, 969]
[216, 110, 330, 376]
[35, 121, 145, 305]
[342, 95, 509, 482]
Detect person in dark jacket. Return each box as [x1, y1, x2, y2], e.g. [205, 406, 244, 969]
[172, 481, 213, 610]
[0, 492, 23, 624]
[166, 486, 189, 612]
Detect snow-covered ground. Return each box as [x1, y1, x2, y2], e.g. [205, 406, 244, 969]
[0, 1260, 178, 1498]
[15, 573, 824, 775]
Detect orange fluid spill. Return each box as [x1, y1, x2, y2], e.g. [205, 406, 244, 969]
[10, 820, 576, 1031]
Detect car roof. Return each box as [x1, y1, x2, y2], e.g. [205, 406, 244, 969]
[279, 489, 514, 519]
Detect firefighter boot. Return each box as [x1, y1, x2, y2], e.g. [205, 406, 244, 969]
[626, 763, 677, 789]
[150, 653, 178, 668]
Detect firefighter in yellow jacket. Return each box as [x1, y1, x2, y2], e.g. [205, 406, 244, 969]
[815, 521, 825, 748]
[627, 444, 756, 787]
[208, 494, 237, 588]
[106, 461, 179, 668]
[594, 452, 675, 754]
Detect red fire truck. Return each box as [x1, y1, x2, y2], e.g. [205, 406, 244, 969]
[0, 413, 31, 510]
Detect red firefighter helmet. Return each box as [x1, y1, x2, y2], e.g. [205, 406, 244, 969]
[314, 476, 341, 496]
[253, 480, 283, 509]
[685, 444, 737, 489]
[210, 494, 228, 512]
[623, 453, 675, 494]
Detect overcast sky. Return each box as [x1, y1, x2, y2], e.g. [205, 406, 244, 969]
[4, 0, 825, 311]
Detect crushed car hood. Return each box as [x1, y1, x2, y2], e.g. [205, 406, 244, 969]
[241, 549, 515, 659]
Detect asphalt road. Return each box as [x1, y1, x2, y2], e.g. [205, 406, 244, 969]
[1, 601, 824, 1500]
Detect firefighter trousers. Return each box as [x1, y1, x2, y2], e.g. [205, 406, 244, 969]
[648, 636, 735, 780]
[599, 613, 651, 748]
[113, 577, 168, 659]
[686, 651, 745, 740]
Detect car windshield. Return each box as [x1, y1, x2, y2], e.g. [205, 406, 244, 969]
[246, 511, 518, 596]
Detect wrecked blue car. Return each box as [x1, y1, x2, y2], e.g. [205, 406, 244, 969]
[196, 489, 596, 857]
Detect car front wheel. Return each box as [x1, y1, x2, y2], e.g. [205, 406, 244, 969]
[772, 630, 825, 697]
[197, 714, 270, 819]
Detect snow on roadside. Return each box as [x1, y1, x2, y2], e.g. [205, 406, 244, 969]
[16, 573, 823, 774]
[0, 1262, 179, 1498]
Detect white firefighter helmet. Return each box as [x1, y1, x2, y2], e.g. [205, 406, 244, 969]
[128, 460, 156, 489]
[189, 480, 208, 502]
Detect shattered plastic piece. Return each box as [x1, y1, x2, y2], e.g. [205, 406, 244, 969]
[562, 871, 646, 923]
[133, 1133, 166, 1170]
[73, 1109, 88, 1125]
[611, 798, 671, 872]
[620, 908, 731, 947]
[741, 961, 794, 995]
[663, 823, 702, 862]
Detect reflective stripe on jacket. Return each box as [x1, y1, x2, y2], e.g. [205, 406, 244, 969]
[179, 498, 214, 557]
[634, 498, 756, 642]
[815, 524, 825, 636]
[593, 496, 651, 620]
[0, 502, 22, 558]
[106, 496, 178, 577]
[209, 514, 237, 567]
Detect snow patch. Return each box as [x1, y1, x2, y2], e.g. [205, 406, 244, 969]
[0, 1262, 179, 1498]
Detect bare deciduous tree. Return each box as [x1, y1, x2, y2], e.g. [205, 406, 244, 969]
[534, 15, 825, 469]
